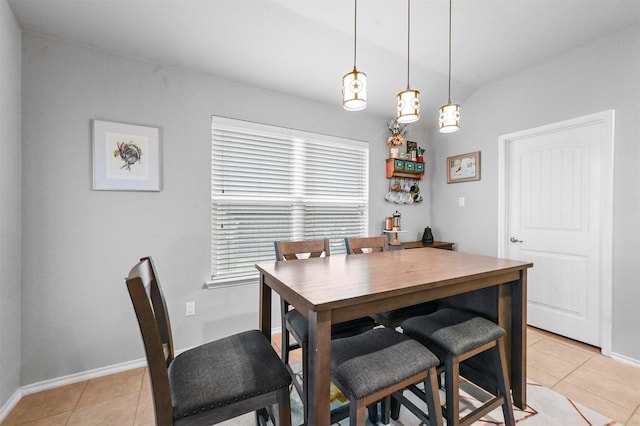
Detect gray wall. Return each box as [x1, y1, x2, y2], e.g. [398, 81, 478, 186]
[19, 33, 431, 386]
[0, 0, 22, 407]
[429, 26, 640, 361]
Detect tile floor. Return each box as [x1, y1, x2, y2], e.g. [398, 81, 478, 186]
[2, 327, 639, 425]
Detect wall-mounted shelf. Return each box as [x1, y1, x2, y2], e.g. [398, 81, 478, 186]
[386, 158, 425, 179]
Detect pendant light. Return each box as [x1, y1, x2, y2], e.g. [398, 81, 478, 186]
[439, 0, 460, 133]
[396, 0, 420, 123]
[342, 0, 367, 111]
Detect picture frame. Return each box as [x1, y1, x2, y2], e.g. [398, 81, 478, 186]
[447, 151, 481, 183]
[92, 119, 161, 191]
[406, 140, 418, 152]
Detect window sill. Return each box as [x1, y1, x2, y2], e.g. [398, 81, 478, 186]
[203, 276, 258, 290]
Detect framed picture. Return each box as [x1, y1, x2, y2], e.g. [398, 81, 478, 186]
[92, 120, 161, 191]
[447, 151, 481, 183]
[406, 140, 418, 152]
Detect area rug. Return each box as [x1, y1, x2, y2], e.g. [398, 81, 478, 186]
[221, 369, 622, 426]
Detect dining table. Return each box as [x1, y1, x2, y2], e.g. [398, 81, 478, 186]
[255, 247, 533, 425]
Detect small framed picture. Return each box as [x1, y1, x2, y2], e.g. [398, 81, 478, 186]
[92, 120, 161, 191]
[447, 151, 481, 183]
[406, 140, 418, 152]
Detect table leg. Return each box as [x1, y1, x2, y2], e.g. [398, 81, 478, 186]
[258, 272, 272, 341]
[511, 271, 527, 408]
[308, 310, 332, 425]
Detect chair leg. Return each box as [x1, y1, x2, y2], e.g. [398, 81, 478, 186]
[390, 392, 401, 420]
[367, 402, 378, 423]
[444, 356, 460, 426]
[276, 385, 292, 426]
[351, 399, 367, 426]
[381, 395, 391, 424]
[494, 338, 515, 426]
[281, 330, 290, 364]
[424, 367, 444, 426]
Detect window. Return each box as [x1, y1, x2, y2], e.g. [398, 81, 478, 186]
[209, 116, 369, 288]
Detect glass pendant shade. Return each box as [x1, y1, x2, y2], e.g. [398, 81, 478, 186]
[342, 67, 367, 111]
[396, 88, 420, 123]
[439, 102, 460, 133]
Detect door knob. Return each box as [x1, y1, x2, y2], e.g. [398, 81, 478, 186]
[510, 236, 523, 243]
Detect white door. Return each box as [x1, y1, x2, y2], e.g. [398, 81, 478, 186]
[500, 112, 613, 348]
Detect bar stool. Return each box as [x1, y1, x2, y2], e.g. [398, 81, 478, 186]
[274, 239, 375, 424]
[331, 327, 443, 426]
[400, 308, 516, 426]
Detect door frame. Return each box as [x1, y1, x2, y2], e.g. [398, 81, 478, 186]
[497, 110, 614, 356]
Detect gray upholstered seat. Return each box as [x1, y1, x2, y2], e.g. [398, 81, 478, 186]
[402, 308, 505, 356]
[168, 330, 292, 422]
[331, 327, 443, 426]
[401, 308, 515, 426]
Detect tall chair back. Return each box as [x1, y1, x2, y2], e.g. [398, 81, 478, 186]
[125, 257, 175, 424]
[274, 238, 331, 260]
[345, 235, 389, 254]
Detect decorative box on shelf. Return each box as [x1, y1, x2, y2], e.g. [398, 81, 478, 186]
[386, 158, 425, 179]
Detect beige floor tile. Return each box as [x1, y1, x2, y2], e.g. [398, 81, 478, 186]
[582, 354, 640, 385]
[527, 346, 579, 380]
[529, 337, 596, 365]
[527, 328, 545, 346]
[67, 392, 138, 426]
[1, 382, 86, 425]
[134, 387, 154, 426]
[4, 411, 71, 426]
[562, 367, 640, 411]
[627, 412, 640, 426]
[544, 332, 600, 354]
[76, 368, 145, 408]
[552, 380, 633, 424]
[527, 365, 561, 388]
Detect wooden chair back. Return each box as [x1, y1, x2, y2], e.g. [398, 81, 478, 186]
[345, 235, 389, 254]
[274, 238, 331, 261]
[125, 256, 174, 426]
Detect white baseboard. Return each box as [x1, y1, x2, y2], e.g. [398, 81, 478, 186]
[0, 358, 146, 423]
[610, 351, 640, 368]
[0, 388, 22, 423]
[1, 327, 284, 423]
[21, 358, 148, 396]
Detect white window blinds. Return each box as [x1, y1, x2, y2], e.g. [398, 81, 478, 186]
[210, 116, 369, 287]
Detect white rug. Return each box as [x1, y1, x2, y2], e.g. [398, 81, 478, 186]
[219, 373, 622, 425]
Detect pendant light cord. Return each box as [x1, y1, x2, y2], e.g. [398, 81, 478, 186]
[406, 0, 411, 89]
[447, 0, 452, 103]
[353, 0, 358, 69]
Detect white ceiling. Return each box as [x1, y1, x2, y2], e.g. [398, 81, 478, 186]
[8, 0, 640, 127]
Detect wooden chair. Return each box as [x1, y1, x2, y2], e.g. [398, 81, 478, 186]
[401, 308, 516, 426]
[344, 235, 389, 254]
[125, 257, 291, 426]
[346, 236, 439, 329]
[274, 239, 376, 424]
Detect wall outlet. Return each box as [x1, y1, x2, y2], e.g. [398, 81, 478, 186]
[185, 301, 196, 316]
[458, 197, 465, 207]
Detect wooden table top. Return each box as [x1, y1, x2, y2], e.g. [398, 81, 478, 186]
[256, 248, 532, 314]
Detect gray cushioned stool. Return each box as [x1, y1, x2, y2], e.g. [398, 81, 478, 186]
[401, 308, 515, 426]
[331, 327, 443, 426]
[275, 239, 376, 424]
